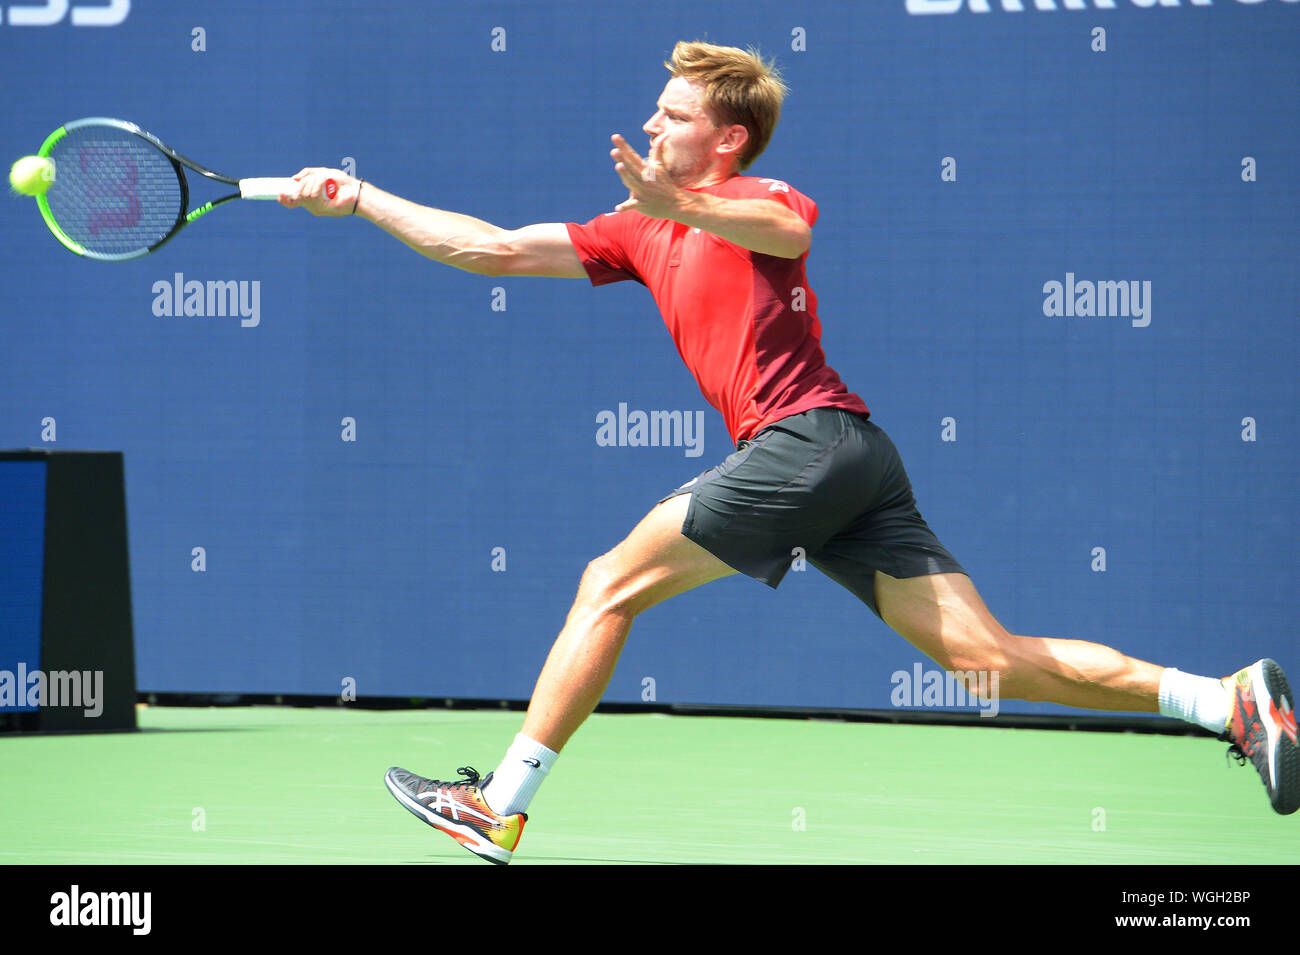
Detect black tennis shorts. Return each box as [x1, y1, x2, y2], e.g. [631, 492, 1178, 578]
[661, 408, 966, 618]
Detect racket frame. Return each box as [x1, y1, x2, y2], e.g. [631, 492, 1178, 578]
[35, 117, 277, 262]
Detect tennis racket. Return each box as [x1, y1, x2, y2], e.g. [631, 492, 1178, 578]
[32, 117, 335, 262]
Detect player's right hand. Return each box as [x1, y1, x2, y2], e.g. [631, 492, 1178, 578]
[281, 168, 358, 216]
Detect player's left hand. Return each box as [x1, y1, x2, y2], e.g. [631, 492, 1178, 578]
[610, 134, 683, 219]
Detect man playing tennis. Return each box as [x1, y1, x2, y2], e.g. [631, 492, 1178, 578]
[284, 41, 1298, 863]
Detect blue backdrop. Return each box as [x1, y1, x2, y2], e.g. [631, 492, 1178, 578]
[1, 0, 1296, 718]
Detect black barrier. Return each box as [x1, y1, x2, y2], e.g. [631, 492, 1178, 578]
[0, 451, 136, 733]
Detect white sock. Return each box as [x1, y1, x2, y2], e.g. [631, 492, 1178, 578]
[1158, 668, 1229, 735]
[482, 733, 558, 817]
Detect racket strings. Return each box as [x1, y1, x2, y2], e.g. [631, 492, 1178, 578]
[44, 126, 183, 256]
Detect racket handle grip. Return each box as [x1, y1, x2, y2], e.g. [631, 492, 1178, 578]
[239, 177, 301, 200]
[239, 177, 340, 201]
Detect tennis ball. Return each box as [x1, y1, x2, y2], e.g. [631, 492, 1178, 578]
[10, 155, 54, 196]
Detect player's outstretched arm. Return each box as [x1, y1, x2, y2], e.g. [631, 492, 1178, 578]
[279, 168, 587, 279]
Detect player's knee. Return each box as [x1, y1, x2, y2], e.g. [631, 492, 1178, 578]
[574, 552, 640, 622]
[962, 632, 1049, 702]
[575, 554, 616, 605]
[939, 630, 1065, 704]
[941, 627, 1030, 698]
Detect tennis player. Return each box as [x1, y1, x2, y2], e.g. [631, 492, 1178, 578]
[284, 41, 1298, 863]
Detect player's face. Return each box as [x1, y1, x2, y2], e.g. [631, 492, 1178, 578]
[643, 77, 736, 186]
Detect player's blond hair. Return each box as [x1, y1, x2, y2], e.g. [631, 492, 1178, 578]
[664, 41, 788, 173]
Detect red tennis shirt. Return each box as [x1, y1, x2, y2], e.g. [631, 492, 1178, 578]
[565, 175, 870, 445]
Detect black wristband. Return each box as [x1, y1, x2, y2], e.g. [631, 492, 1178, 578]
[351, 180, 364, 215]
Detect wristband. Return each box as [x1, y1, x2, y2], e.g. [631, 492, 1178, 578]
[351, 180, 364, 215]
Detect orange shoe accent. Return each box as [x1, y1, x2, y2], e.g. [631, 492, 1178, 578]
[1272, 696, 1298, 746]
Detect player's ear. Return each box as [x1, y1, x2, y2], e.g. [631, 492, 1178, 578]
[716, 124, 749, 159]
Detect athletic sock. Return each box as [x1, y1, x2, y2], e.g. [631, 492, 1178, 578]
[1158, 667, 1230, 736]
[482, 733, 559, 817]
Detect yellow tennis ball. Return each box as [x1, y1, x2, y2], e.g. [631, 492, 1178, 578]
[10, 155, 55, 196]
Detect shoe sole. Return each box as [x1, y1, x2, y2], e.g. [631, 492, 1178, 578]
[1253, 659, 1299, 815]
[384, 770, 513, 865]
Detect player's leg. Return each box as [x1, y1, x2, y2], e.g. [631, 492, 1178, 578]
[385, 411, 871, 862]
[807, 414, 1298, 814]
[804, 415, 1165, 710]
[519, 490, 736, 754]
[516, 411, 863, 756]
[384, 491, 737, 863]
[872, 570, 1162, 711]
[872, 569, 1299, 814]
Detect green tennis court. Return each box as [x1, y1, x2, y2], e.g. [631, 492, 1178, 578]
[0, 705, 1289, 865]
